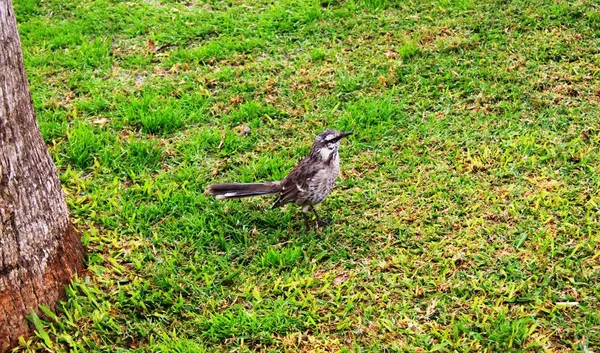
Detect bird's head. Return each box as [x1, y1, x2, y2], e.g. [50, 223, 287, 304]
[311, 129, 352, 161]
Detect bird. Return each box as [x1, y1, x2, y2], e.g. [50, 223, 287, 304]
[207, 129, 352, 228]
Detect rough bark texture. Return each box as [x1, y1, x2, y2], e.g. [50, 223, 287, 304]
[0, 0, 85, 350]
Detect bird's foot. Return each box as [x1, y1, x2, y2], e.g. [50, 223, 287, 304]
[303, 217, 330, 231]
[304, 219, 311, 232]
[302, 209, 330, 231]
[316, 218, 330, 228]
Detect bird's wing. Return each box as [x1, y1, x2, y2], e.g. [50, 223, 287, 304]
[271, 156, 321, 208]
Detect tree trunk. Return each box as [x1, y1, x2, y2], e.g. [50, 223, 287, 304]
[0, 0, 85, 350]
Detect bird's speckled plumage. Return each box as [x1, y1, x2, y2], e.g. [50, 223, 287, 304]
[273, 129, 345, 210]
[207, 129, 351, 227]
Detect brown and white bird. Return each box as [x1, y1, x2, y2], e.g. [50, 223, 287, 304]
[207, 129, 352, 228]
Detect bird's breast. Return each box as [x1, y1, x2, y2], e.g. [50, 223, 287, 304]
[306, 153, 340, 204]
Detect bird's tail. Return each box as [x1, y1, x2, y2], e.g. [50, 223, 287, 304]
[207, 182, 282, 200]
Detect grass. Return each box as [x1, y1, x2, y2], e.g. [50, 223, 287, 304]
[12, 0, 600, 351]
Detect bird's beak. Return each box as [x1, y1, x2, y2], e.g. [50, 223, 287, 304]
[329, 131, 352, 143]
[332, 132, 352, 142]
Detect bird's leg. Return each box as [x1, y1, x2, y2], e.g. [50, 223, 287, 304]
[310, 205, 329, 228]
[302, 211, 311, 231]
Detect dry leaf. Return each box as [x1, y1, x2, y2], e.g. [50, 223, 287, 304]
[333, 273, 348, 286]
[148, 39, 156, 52]
[265, 94, 277, 104]
[230, 95, 244, 106]
[263, 79, 278, 93]
[385, 48, 398, 58]
[91, 117, 110, 127]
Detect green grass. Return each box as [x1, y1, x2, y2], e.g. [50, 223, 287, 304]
[13, 0, 600, 351]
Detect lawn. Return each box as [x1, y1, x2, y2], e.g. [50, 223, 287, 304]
[13, 0, 600, 351]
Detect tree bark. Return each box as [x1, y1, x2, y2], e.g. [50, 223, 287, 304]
[0, 0, 85, 350]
